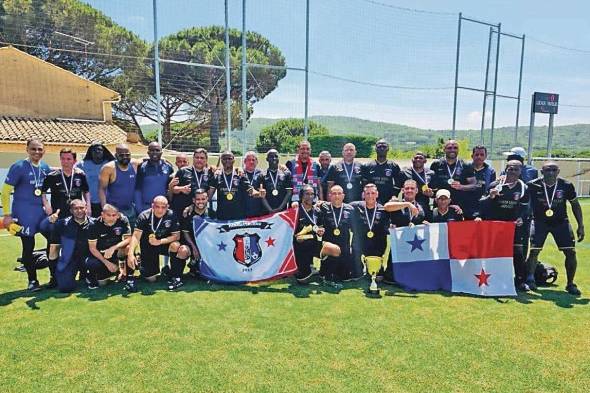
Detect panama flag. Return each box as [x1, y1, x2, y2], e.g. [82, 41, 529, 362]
[390, 221, 516, 297]
[193, 208, 298, 283]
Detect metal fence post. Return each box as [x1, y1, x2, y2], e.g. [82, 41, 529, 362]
[480, 26, 493, 144]
[451, 12, 462, 138]
[241, 0, 247, 154]
[303, 0, 310, 140]
[224, 0, 232, 151]
[489, 23, 501, 157]
[152, 0, 162, 145]
[515, 34, 525, 145]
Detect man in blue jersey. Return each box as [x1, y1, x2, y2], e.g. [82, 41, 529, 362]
[2, 138, 52, 291]
[98, 144, 140, 229]
[47, 199, 94, 293]
[76, 141, 114, 217]
[134, 142, 174, 214]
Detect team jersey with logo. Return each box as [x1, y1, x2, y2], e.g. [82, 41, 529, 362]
[461, 163, 496, 217]
[350, 201, 389, 256]
[316, 202, 354, 251]
[402, 167, 434, 215]
[50, 216, 95, 260]
[208, 170, 252, 220]
[389, 200, 427, 227]
[317, 165, 331, 201]
[171, 166, 214, 214]
[327, 161, 363, 202]
[483, 180, 528, 221]
[135, 160, 174, 212]
[88, 216, 131, 251]
[429, 159, 474, 207]
[261, 169, 293, 211]
[527, 177, 576, 224]
[135, 208, 180, 242]
[180, 207, 208, 247]
[244, 169, 264, 217]
[42, 169, 89, 218]
[431, 207, 463, 223]
[361, 160, 405, 204]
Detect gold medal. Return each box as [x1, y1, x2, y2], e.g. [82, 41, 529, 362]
[333, 228, 341, 236]
[545, 209, 554, 217]
[421, 184, 428, 193]
[34, 188, 42, 197]
[226, 193, 234, 201]
[149, 233, 156, 239]
[367, 231, 374, 238]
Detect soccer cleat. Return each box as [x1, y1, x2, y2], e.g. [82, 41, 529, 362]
[517, 282, 531, 292]
[168, 278, 184, 291]
[124, 279, 138, 293]
[525, 279, 537, 291]
[566, 284, 581, 296]
[296, 271, 315, 284]
[46, 277, 57, 289]
[14, 264, 26, 272]
[27, 280, 41, 292]
[87, 280, 99, 290]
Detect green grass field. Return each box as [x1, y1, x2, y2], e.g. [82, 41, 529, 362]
[1, 203, 590, 393]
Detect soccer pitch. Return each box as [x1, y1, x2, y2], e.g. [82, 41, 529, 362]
[1, 203, 589, 393]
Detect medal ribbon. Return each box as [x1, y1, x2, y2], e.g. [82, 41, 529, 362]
[150, 211, 164, 234]
[364, 204, 377, 232]
[331, 204, 344, 229]
[223, 170, 235, 194]
[60, 170, 75, 200]
[543, 181, 558, 209]
[343, 162, 354, 184]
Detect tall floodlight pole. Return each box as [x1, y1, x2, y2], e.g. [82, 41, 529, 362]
[480, 26, 494, 144]
[451, 13, 462, 138]
[224, 0, 232, 151]
[241, 0, 248, 155]
[303, 0, 310, 139]
[514, 34, 526, 145]
[489, 23, 501, 157]
[152, 0, 162, 145]
[527, 95, 535, 165]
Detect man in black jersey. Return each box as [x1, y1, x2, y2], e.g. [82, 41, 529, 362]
[317, 151, 332, 202]
[389, 180, 427, 227]
[180, 189, 209, 278]
[431, 189, 464, 223]
[526, 162, 584, 295]
[243, 151, 265, 217]
[261, 149, 292, 213]
[293, 185, 341, 283]
[429, 140, 476, 214]
[127, 196, 190, 291]
[42, 148, 91, 218]
[327, 143, 363, 203]
[361, 139, 405, 205]
[208, 151, 263, 220]
[402, 151, 434, 220]
[479, 161, 529, 290]
[316, 185, 355, 286]
[351, 184, 390, 284]
[461, 145, 496, 219]
[85, 204, 131, 289]
[170, 148, 214, 218]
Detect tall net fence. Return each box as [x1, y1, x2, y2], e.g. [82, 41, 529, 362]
[0, 0, 589, 158]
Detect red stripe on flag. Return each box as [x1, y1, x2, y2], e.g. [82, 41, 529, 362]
[278, 249, 297, 274]
[278, 208, 297, 229]
[448, 221, 515, 259]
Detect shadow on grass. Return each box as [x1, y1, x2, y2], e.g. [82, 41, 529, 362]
[1, 276, 588, 309]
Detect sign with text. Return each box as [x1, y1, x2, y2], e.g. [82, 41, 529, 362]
[533, 92, 559, 114]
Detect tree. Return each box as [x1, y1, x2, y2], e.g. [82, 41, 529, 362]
[144, 26, 286, 151]
[0, 0, 150, 137]
[256, 119, 329, 153]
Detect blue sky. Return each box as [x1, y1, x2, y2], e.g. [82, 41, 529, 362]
[87, 0, 590, 130]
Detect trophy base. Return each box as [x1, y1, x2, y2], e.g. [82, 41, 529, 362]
[367, 287, 381, 296]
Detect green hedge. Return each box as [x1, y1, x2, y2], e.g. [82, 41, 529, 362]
[308, 135, 379, 158]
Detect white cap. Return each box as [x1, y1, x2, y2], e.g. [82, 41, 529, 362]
[435, 189, 451, 199]
[502, 147, 527, 159]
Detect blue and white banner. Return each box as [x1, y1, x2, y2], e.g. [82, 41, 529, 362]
[193, 209, 298, 283]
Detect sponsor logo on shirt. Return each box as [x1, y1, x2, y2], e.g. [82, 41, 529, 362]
[164, 220, 171, 228]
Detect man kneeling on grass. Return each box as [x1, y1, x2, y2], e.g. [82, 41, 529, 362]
[126, 196, 190, 292]
[85, 204, 131, 290]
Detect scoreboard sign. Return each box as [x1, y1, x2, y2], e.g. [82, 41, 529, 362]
[533, 92, 559, 114]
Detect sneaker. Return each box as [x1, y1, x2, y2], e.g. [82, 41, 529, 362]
[526, 279, 537, 291]
[124, 279, 138, 293]
[566, 283, 581, 296]
[14, 264, 26, 272]
[87, 280, 99, 290]
[168, 278, 184, 291]
[46, 277, 57, 289]
[296, 271, 315, 284]
[517, 282, 531, 292]
[27, 280, 41, 292]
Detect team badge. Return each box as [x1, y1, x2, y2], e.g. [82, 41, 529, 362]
[74, 178, 81, 187]
[164, 220, 171, 228]
[114, 227, 122, 236]
[233, 233, 262, 267]
[385, 169, 392, 177]
[555, 190, 563, 199]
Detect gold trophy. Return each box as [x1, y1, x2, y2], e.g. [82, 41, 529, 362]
[363, 255, 383, 295]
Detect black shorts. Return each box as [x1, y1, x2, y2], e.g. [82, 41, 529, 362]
[531, 220, 575, 250]
[139, 243, 170, 277]
[513, 223, 528, 247]
[86, 256, 118, 280]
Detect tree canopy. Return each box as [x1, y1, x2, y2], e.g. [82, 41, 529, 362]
[256, 118, 329, 153]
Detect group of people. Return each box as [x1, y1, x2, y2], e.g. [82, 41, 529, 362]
[1, 137, 584, 296]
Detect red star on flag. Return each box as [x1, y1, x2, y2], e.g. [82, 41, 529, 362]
[265, 237, 276, 247]
[474, 268, 491, 287]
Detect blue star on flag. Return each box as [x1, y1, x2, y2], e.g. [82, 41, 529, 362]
[406, 234, 426, 252]
[217, 241, 227, 251]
